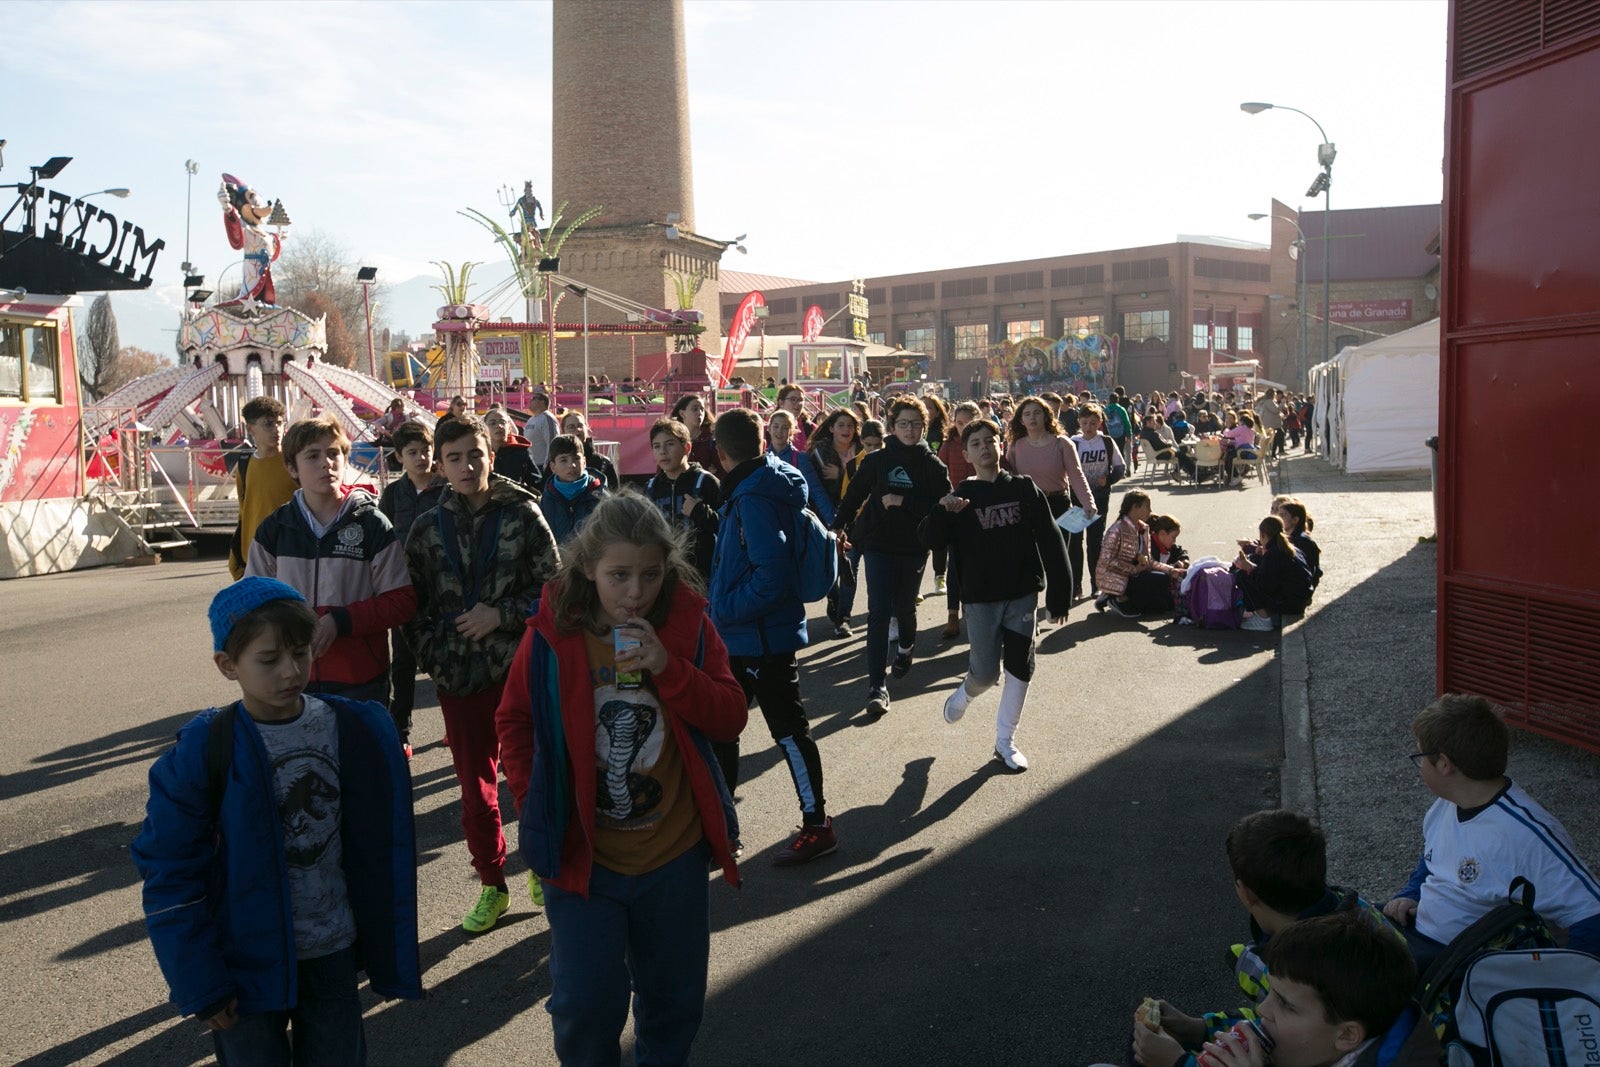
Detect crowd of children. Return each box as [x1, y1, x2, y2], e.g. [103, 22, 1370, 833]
[137, 389, 1595, 1066]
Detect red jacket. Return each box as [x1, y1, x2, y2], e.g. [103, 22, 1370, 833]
[495, 581, 748, 894]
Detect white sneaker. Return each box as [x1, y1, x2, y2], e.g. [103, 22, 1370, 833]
[1240, 614, 1275, 632]
[943, 685, 970, 724]
[934, 575, 948, 594]
[994, 740, 1029, 772]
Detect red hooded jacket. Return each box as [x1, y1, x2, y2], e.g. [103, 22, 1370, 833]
[495, 581, 747, 894]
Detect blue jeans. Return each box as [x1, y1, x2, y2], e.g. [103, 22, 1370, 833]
[212, 946, 365, 1066]
[543, 842, 712, 1067]
[863, 550, 926, 690]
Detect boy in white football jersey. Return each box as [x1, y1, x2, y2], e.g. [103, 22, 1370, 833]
[1381, 693, 1600, 967]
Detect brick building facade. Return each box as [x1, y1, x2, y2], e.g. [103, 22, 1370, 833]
[718, 201, 1439, 396]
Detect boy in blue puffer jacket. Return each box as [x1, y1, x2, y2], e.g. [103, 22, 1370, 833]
[709, 408, 838, 866]
[132, 578, 420, 1065]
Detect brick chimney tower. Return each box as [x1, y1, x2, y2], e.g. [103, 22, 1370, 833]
[551, 0, 723, 379]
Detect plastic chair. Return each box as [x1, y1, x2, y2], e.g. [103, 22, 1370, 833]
[1191, 438, 1225, 486]
[1143, 443, 1176, 484]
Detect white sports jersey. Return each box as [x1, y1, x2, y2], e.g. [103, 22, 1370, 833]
[1415, 781, 1600, 945]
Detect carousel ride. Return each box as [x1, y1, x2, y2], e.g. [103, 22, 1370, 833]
[85, 171, 435, 527]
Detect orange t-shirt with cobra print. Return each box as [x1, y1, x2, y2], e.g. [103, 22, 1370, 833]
[582, 630, 702, 875]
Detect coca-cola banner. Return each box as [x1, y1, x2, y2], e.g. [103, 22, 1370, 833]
[719, 290, 766, 386]
[802, 304, 825, 342]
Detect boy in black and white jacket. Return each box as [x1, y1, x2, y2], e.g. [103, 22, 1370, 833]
[919, 419, 1070, 772]
[645, 417, 721, 582]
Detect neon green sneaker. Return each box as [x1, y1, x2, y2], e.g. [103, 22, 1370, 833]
[528, 872, 545, 908]
[462, 885, 510, 934]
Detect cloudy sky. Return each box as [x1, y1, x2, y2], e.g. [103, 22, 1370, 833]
[4, 0, 1447, 351]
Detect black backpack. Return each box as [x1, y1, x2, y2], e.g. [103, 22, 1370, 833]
[204, 704, 236, 828]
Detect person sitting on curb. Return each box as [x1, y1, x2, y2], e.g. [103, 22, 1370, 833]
[1231, 515, 1314, 632]
[1094, 490, 1153, 619]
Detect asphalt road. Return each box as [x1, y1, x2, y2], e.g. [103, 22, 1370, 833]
[0, 468, 1282, 1066]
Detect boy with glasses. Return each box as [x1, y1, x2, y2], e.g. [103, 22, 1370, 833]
[1382, 693, 1600, 967]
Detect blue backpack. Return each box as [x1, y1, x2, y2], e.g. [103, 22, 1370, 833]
[732, 499, 838, 604]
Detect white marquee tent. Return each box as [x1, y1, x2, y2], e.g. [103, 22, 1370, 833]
[1308, 318, 1439, 473]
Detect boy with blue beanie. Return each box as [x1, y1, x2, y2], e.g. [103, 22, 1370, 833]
[132, 577, 421, 1065]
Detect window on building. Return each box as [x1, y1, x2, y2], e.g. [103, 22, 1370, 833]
[1238, 325, 1255, 352]
[953, 323, 989, 360]
[0, 319, 60, 402]
[1062, 314, 1103, 338]
[1192, 323, 1210, 350]
[901, 327, 937, 355]
[1006, 320, 1044, 342]
[1214, 326, 1230, 351]
[867, 331, 886, 345]
[1121, 310, 1169, 344]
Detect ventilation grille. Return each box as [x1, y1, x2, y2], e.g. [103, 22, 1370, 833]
[1454, 0, 1600, 81]
[1441, 582, 1600, 753]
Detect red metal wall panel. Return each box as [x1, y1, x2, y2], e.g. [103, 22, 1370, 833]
[1454, 44, 1600, 327]
[1441, 11, 1600, 752]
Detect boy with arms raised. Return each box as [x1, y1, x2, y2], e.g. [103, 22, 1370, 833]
[1382, 693, 1600, 965]
[377, 420, 447, 757]
[919, 418, 1070, 771]
[247, 415, 415, 706]
[404, 414, 561, 932]
[133, 578, 420, 1064]
[228, 396, 298, 581]
[1134, 810, 1400, 1067]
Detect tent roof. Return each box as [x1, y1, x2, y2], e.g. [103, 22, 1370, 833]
[1312, 318, 1439, 373]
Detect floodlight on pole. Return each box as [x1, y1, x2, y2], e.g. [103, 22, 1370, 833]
[357, 267, 378, 379]
[567, 284, 591, 415]
[182, 159, 200, 276]
[1248, 212, 1309, 389]
[1242, 100, 1335, 365]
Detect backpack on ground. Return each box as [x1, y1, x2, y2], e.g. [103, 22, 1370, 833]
[1414, 876, 1577, 1066]
[1443, 948, 1600, 1066]
[1183, 560, 1240, 628]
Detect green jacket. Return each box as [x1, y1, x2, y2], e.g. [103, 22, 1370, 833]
[403, 476, 560, 696]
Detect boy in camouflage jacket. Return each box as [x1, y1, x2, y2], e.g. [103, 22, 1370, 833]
[403, 414, 561, 932]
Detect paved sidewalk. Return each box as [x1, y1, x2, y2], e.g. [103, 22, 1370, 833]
[1273, 451, 1599, 907]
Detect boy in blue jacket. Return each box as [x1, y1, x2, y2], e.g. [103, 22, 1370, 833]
[132, 577, 421, 1065]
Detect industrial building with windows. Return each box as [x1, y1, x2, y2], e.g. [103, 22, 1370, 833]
[722, 199, 1439, 395]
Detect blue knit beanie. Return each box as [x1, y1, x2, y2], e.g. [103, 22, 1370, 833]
[210, 577, 306, 652]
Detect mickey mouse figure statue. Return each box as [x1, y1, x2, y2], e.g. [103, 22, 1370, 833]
[217, 173, 287, 307]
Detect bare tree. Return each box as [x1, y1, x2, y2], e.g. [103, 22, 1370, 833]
[274, 227, 385, 370]
[293, 290, 359, 369]
[103, 346, 174, 395]
[78, 294, 121, 398]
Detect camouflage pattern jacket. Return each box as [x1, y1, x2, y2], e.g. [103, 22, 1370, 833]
[404, 475, 561, 696]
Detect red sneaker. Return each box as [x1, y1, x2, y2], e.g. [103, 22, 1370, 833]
[402, 742, 413, 760]
[772, 819, 838, 867]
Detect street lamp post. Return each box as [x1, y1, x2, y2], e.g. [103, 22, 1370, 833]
[182, 160, 200, 277]
[1248, 212, 1308, 388]
[1242, 102, 1335, 366]
[567, 284, 590, 416]
[356, 266, 378, 380]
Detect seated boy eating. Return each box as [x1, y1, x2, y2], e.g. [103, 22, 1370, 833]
[1187, 911, 1437, 1067]
[1133, 810, 1395, 1067]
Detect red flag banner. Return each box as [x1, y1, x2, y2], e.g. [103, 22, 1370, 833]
[802, 304, 825, 342]
[719, 291, 766, 386]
